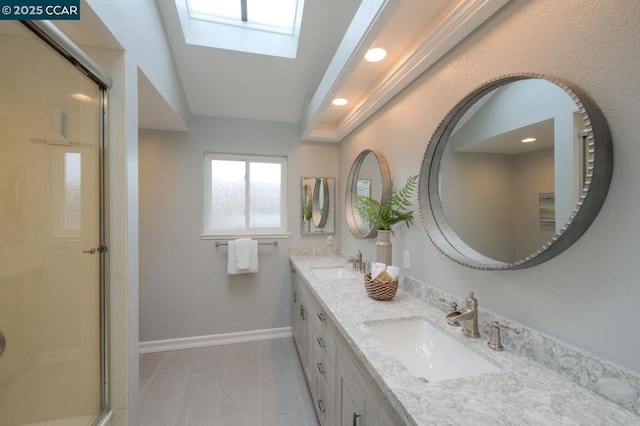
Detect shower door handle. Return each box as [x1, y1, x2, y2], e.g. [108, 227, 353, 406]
[0, 331, 5, 357]
[82, 245, 108, 255]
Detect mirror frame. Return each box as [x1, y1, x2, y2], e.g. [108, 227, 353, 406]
[419, 73, 612, 270]
[301, 177, 335, 235]
[345, 149, 391, 239]
[312, 178, 330, 228]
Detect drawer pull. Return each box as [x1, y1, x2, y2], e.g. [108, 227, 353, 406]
[316, 337, 326, 349]
[353, 412, 361, 426]
[294, 291, 298, 303]
[316, 362, 325, 375]
[300, 305, 306, 320]
[317, 312, 326, 322]
[317, 399, 326, 413]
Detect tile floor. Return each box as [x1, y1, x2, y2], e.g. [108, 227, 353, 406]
[138, 337, 320, 426]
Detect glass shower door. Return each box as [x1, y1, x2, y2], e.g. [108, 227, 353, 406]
[0, 21, 104, 425]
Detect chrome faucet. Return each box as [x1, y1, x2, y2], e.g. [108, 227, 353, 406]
[347, 250, 363, 272]
[445, 292, 480, 338]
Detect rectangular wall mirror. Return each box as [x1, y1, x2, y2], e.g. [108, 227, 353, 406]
[301, 177, 335, 235]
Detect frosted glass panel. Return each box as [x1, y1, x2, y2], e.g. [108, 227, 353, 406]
[64, 153, 81, 231]
[249, 162, 281, 228]
[211, 159, 246, 229]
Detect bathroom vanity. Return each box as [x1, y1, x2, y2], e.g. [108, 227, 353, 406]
[291, 261, 402, 425]
[289, 250, 640, 425]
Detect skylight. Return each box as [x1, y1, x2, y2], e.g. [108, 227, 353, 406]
[187, 0, 299, 35]
[176, 0, 305, 58]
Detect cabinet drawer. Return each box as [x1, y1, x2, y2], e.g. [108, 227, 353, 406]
[309, 305, 337, 348]
[311, 339, 336, 396]
[310, 323, 336, 364]
[314, 376, 335, 426]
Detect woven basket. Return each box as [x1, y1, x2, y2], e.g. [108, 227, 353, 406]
[364, 273, 398, 301]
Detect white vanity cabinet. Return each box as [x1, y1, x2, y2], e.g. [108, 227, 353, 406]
[291, 265, 402, 426]
[291, 265, 338, 425]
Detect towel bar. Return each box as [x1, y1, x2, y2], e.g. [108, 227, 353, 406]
[215, 240, 278, 247]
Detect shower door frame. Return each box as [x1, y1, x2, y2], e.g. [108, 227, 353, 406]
[20, 20, 112, 425]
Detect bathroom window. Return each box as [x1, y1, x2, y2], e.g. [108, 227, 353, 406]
[203, 153, 288, 236]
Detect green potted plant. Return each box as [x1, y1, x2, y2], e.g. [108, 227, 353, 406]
[356, 174, 418, 265]
[302, 202, 312, 233]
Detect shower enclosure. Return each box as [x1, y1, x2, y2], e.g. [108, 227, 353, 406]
[0, 20, 109, 425]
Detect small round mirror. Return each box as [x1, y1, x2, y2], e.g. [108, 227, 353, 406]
[419, 74, 612, 269]
[345, 149, 391, 238]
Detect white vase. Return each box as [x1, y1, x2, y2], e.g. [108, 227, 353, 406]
[303, 220, 311, 234]
[376, 230, 392, 266]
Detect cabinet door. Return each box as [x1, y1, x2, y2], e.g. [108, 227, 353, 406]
[291, 270, 308, 372]
[338, 372, 363, 426]
[291, 267, 299, 341]
[337, 334, 404, 426]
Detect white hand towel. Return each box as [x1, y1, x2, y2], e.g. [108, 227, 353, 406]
[234, 238, 252, 269]
[386, 265, 400, 280]
[371, 262, 386, 279]
[227, 240, 259, 275]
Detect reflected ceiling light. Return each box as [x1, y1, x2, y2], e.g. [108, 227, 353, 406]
[71, 93, 93, 102]
[365, 47, 387, 62]
[521, 137, 537, 143]
[332, 98, 348, 106]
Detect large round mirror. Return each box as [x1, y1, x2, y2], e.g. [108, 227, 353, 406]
[419, 74, 612, 269]
[345, 149, 391, 238]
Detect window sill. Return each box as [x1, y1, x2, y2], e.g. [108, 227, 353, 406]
[200, 233, 291, 241]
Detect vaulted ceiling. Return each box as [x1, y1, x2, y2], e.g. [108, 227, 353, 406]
[152, 0, 511, 142]
[156, 0, 362, 124]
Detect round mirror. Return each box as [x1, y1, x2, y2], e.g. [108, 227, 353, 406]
[312, 178, 329, 228]
[345, 149, 391, 238]
[419, 74, 612, 269]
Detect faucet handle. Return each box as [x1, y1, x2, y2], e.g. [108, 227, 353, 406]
[440, 298, 461, 327]
[438, 297, 458, 312]
[487, 321, 522, 351]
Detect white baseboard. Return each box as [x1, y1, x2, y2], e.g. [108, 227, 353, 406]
[138, 326, 292, 354]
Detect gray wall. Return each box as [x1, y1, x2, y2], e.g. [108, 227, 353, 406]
[338, 0, 640, 372]
[139, 116, 338, 342]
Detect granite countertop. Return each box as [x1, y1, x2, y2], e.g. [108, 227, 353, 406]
[289, 253, 640, 426]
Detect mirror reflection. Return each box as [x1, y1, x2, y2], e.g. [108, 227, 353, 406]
[440, 79, 586, 263]
[420, 74, 612, 269]
[345, 149, 390, 239]
[301, 177, 335, 234]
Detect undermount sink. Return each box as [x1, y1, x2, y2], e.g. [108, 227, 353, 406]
[310, 266, 359, 281]
[366, 318, 501, 383]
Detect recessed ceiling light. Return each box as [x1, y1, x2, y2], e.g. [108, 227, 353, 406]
[365, 47, 387, 63]
[521, 137, 537, 143]
[71, 93, 93, 102]
[332, 98, 348, 106]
